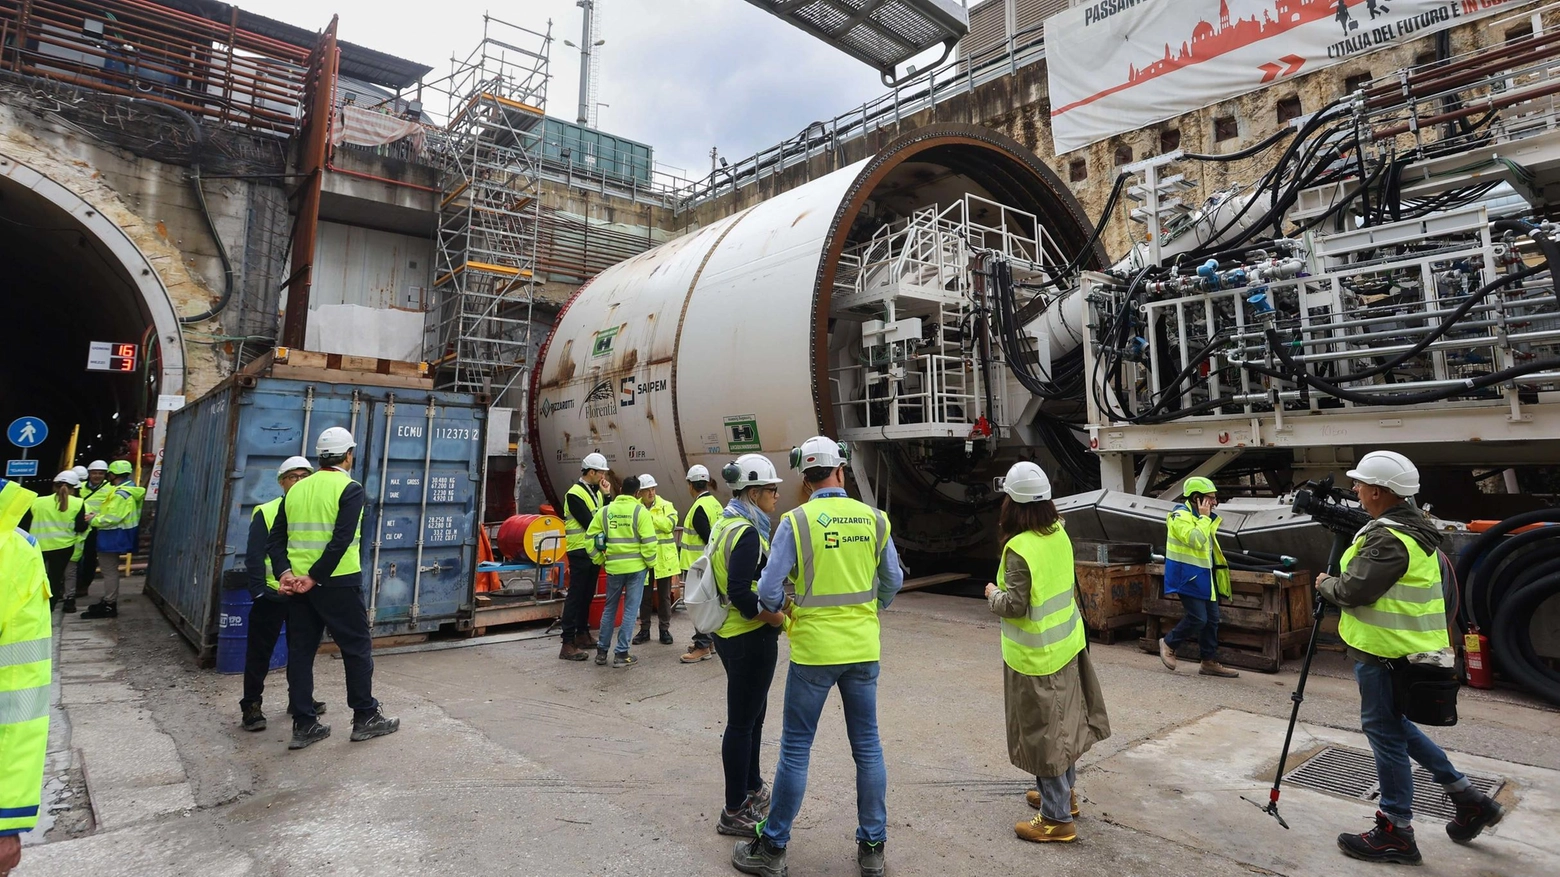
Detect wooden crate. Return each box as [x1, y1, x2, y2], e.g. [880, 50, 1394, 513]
[1073, 540, 1154, 565]
[1138, 565, 1314, 672]
[241, 347, 433, 390]
[1075, 560, 1149, 644]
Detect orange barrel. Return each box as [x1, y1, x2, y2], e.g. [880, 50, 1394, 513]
[496, 514, 567, 565]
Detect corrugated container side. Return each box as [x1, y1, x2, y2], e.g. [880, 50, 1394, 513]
[149, 375, 486, 662]
[146, 382, 241, 659]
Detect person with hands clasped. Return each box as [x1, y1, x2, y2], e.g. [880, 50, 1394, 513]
[1157, 476, 1239, 677]
[985, 461, 1110, 844]
[266, 428, 398, 750]
[708, 454, 788, 839]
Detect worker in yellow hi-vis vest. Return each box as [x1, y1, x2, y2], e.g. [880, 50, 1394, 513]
[984, 461, 1109, 845]
[733, 437, 902, 877]
[239, 456, 319, 733]
[1317, 451, 1502, 866]
[559, 452, 612, 662]
[0, 478, 50, 876]
[266, 428, 398, 751]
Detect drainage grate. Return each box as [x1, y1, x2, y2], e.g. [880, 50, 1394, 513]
[1283, 746, 1504, 820]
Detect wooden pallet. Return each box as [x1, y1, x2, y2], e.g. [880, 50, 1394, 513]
[1088, 612, 1147, 644]
[1137, 565, 1314, 673]
[1076, 558, 1150, 644]
[242, 347, 433, 390]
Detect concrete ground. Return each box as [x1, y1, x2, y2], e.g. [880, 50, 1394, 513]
[21, 578, 1559, 877]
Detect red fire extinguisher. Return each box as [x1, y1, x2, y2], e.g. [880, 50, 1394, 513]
[1464, 628, 1493, 690]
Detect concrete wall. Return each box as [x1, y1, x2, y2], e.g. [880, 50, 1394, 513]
[684, 2, 1555, 263]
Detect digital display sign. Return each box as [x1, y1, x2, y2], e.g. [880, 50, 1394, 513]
[87, 341, 138, 373]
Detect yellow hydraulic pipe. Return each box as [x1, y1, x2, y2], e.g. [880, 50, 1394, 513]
[62, 424, 80, 471]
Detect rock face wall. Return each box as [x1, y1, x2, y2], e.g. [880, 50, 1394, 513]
[0, 79, 290, 401]
[683, 3, 1552, 260]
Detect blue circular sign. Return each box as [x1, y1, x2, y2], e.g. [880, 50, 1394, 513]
[7, 416, 47, 448]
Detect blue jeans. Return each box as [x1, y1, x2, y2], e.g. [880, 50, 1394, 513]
[1166, 594, 1221, 660]
[597, 570, 646, 655]
[762, 661, 887, 848]
[1355, 661, 1469, 826]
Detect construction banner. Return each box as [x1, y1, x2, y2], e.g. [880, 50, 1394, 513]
[1046, 0, 1530, 154]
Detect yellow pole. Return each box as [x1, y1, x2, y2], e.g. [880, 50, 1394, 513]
[62, 424, 80, 472]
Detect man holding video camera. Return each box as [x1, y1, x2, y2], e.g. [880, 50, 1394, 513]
[1315, 450, 1502, 865]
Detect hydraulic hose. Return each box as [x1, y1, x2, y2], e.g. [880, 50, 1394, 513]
[132, 100, 237, 324]
[1181, 127, 1295, 162]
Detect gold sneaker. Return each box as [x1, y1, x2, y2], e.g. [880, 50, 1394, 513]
[1016, 813, 1077, 843]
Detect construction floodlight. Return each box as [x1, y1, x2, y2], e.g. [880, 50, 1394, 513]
[743, 0, 969, 86]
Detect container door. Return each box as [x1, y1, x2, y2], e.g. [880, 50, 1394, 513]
[360, 393, 483, 634]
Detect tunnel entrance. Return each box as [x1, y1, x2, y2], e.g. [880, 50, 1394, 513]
[0, 157, 183, 480]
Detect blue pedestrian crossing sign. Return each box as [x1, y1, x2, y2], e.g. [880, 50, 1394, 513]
[7, 416, 47, 448]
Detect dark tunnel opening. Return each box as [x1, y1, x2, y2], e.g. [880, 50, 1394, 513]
[0, 174, 154, 483]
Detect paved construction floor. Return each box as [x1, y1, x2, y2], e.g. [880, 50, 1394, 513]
[20, 579, 1559, 877]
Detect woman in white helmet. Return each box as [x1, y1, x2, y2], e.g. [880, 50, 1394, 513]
[26, 470, 88, 611]
[710, 454, 789, 838]
[984, 460, 1110, 845]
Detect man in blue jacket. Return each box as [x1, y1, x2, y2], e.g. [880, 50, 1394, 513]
[1158, 477, 1238, 678]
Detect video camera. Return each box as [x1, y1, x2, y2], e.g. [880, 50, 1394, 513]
[1291, 474, 1371, 536]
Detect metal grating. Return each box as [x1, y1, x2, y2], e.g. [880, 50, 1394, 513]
[744, 0, 970, 76]
[1284, 746, 1504, 821]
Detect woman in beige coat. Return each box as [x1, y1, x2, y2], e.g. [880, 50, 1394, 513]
[984, 461, 1111, 843]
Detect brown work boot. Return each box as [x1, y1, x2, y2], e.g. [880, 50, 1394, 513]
[1200, 660, 1239, 678]
[680, 644, 715, 663]
[572, 631, 595, 649]
[1024, 789, 1080, 817]
[559, 643, 589, 662]
[1015, 813, 1077, 843]
[1158, 637, 1177, 671]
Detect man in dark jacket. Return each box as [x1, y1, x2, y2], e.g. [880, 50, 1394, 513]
[1316, 451, 1502, 865]
[267, 428, 398, 750]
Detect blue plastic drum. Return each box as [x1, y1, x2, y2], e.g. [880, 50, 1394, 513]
[215, 587, 287, 675]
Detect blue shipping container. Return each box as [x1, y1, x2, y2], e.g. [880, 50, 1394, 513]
[147, 374, 486, 665]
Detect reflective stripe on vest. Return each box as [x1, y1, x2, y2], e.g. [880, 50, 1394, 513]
[254, 498, 283, 591]
[784, 496, 888, 666]
[1338, 523, 1449, 659]
[679, 493, 724, 568]
[710, 516, 771, 640]
[997, 527, 1085, 677]
[28, 496, 82, 551]
[0, 527, 51, 833]
[79, 481, 112, 514]
[1164, 511, 1212, 570]
[284, 469, 363, 577]
[565, 482, 603, 552]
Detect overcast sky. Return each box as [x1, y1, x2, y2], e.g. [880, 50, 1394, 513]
[261, 0, 938, 180]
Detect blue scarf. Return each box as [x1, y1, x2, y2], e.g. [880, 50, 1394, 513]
[723, 495, 771, 536]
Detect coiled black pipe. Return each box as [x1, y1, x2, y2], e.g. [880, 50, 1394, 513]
[1465, 525, 1560, 631]
[1454, 509, 1560, 623]
[1455, 512, 1560, 707]
[1491, 572, 1560, 704]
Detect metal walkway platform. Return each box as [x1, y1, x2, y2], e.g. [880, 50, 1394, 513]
[744, 0, 969, 84]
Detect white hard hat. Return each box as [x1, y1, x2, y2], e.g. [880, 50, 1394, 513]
[87, 460, 109, 472]
[724, 454, 783, 488]
[637, 473, 659, 490]
[686, 464, 710, 482]
[54, 470, 81, 487]
[1347, 450, 1420, 497]
[999, 461, 1053, 503]
[316, 427, 356, 456]
[581, 452, 610, 472]
[790, 435, 847, 471]
[72, 466, 89, 480]
[277, 456, 314, 479]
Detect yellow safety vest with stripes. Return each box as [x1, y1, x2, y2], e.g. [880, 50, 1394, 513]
[679, 492, 724, 570]
[283, 468, 362, 577]
[565, 482, 603, 553]
[784, 496, 888, 666]
[1338, 522, 1449, 659]
[28, 494, 83, 552]
[1, 482, 51, 835]
[253, 498, 283, 591]
[709, 515, 771, 640]
[79, 480, 112, 514]
[997, 526, 1086, 677]
[650, 495, 680, 579]
[589, 495, 657, 574]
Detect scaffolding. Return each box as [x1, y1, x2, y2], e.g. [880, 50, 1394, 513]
[426, 16, 551, 396]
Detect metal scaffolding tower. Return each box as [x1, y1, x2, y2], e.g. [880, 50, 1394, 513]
[428, 16, 551, 396]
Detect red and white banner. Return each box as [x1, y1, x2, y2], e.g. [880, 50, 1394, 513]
[1046, 0, 1529, 154]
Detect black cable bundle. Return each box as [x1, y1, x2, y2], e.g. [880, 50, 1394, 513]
[1454, 511, 1560, 706]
